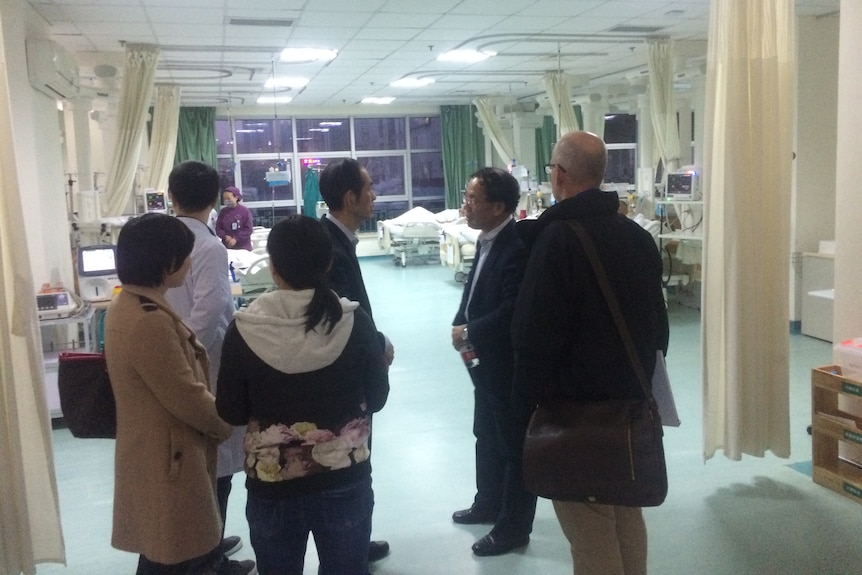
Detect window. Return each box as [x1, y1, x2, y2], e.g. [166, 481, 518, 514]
[411, 152, 444, 197]
[216, 113, 444, 222]
[603, 114, 637, 185]
[409, 116, 441, 150]
[605, 147, 636, 184]
[215, 119, 233, 155]
[358, 156, 405, 198]
[238, 158, 293, 204]
[355, 117, 406, 150]
[235, 119, 275, 154]
[295, 118, 350, 153]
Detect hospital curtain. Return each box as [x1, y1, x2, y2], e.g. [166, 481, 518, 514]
[472, 97, 516, 166]
[542, 71, 580, 139]
[145, 84, 181, 194]
[647, 39, 682, 174]
[101, 44, 160, 217]
[441, 104, 484, 208]
[701, 0, 794, 461]
[0, 62, 65, 575]
[303, 169, 321, 218]
[534, 115, 555, 181]
[175, 107, 217, 168]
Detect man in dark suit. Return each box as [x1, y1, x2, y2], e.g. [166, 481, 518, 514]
[451, 167, 537, 556]
[318, 158, 394, 563]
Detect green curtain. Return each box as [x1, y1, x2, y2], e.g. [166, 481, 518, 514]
[441, 104, 485, 209]
[303, 169, 321, 218]
[175, 107, 217, 167]
[534, 115, 556, 180]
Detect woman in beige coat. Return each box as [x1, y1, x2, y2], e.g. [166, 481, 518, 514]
[105, 213, 234, 574]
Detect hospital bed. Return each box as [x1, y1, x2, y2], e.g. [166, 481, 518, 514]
[439, 221, 480, 283]
[378, 207, 459, 268]
[227, 248, 276, 305]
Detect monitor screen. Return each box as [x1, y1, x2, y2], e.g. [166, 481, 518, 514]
[667, 172, 695, 198]
[146, 191, 166, 212]
[78, 245, 117, 277]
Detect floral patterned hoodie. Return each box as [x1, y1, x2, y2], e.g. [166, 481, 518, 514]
[216, 288, 390, 497]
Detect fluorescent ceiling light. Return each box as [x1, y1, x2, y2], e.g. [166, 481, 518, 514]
[257, 95, 293, 104]
[437, 49, 496, 63]
[361, 97, 395, 105]
[264, 76, 309, 89]
[280, 48, 338, 63]
[390, 77, 435, 88]
[309, 128, 330, 132]
[319, 121, 342, 126]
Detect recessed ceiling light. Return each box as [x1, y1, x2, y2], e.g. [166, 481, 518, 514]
[390, 77, 435, 88]
[361, 97, 396, 105]
[437, 49, 496, 63]
[257, 95, 293, 104]
[319, 121, 342, 127]
[265, 76, 309, 89]
[280, 48, 338, 63]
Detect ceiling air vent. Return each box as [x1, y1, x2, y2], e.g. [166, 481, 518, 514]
[228, 17, 295, 27]
[609, 25, 665, 34]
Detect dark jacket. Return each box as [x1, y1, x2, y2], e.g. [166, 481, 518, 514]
[511, 189, 669, 408]
[216, 290, 389, 499]
[321, 215, 374, 318]
[453, 219, 527, 394]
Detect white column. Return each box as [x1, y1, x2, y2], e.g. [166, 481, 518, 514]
[511, 112, 543, 180]
[580, 95, 608, 139]
[65, 96, 94, 192]
[677, 96, 693, 166]
[636, 93, 654, 196]
[833, 0, 862, 342]
[690, 75, 706, 172]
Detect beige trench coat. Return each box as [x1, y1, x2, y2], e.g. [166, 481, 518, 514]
[104, 285, 233, 565]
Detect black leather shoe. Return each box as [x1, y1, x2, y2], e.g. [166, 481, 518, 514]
[368, 540, 390, 562]
[452, 506, 497, 525]
[471, 532, 530, 557]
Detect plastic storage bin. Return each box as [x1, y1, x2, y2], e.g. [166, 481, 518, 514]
[835, 338, 862, 379]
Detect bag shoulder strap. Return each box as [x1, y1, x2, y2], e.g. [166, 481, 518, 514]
[565, 219, 654, 405]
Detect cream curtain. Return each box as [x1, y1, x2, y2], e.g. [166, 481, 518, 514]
[145, 84, 181, 194]
[101, 44, 160, 217]
[701, 0, 794, 460]
[648, 39, 682, 175]
[472, 97, 516, 165]
[542, 71, 580, 139]
[0, 63, 65, 575]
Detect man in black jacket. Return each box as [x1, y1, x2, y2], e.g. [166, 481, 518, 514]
[450, 167, 537, 556]
[318, 158, 393, 564]
[512, 131, 669, 575]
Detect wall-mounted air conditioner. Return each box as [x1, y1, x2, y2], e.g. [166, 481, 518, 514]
[26, 38, 80, 100]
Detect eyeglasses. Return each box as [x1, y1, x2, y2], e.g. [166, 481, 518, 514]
[463, 195, 487, 207]
[544, 163, 568, 175]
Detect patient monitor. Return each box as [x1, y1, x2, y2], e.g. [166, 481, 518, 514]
[77, 244, 121, 301]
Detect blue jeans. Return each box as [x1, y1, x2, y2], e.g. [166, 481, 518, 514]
[246, 476, 373, 575]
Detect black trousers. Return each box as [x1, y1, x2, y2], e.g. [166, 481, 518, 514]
[216, 474, 233, 539]
[472, 384, 537, 536]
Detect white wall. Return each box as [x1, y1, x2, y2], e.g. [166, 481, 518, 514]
[795, 15, 839, 253]
[1, 0, 74, 291]
[791, 15, 840, 324]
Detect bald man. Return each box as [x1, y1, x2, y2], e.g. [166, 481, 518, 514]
[511, 131, 669, 575]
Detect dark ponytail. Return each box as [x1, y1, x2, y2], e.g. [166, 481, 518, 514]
[267, 215, 343, 333]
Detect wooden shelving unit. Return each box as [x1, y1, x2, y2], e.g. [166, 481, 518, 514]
[812, 365, 862, 503]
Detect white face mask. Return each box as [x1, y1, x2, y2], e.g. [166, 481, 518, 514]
[224, 200, 236, 208]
